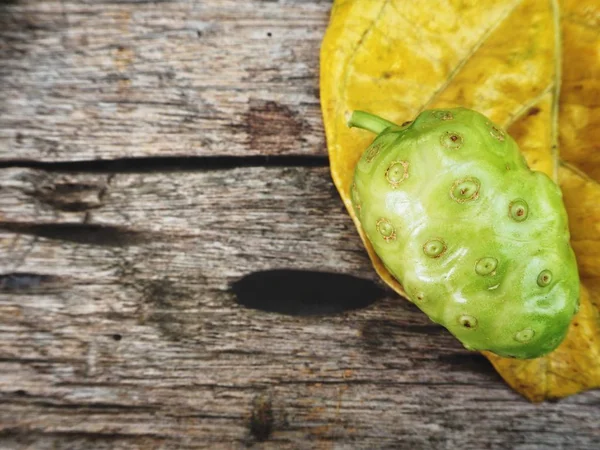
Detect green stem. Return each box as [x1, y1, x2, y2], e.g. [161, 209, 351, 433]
[347, 110, 398, 135]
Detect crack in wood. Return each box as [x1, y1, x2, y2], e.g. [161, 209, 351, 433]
[0, 155, 329, 173]
[0, 222, 158, 247]
[0, 428, 169, 441]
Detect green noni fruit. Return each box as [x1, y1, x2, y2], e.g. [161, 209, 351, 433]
[349, 107, 579, 359]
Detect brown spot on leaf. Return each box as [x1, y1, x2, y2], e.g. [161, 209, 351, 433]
[527, 106, 541, 116]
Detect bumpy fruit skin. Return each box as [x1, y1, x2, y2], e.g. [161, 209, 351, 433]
[351, 107, 579, 359]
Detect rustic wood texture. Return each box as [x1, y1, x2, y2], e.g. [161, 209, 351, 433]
[0, 0, 327, 161]
[2, 167, 600, 449]
[1, 1, 600, 449]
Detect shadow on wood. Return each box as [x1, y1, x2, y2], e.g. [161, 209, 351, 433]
[232, 269, 387, 316]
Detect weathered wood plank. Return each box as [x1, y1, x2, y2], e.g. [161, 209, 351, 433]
[0, 0, 329, 162]
[1, 166, 600, 449]
[3, 0, 599, 448]
[0, 166, 367, 279]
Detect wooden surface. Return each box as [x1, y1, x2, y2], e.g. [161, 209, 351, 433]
[1, 1, 599, 449]
[0, 0, 327, 161]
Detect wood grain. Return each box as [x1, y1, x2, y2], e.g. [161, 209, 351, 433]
[2, 0, 600, 449]
[0, 0, 328, 162]
[1, 166, 600, 449]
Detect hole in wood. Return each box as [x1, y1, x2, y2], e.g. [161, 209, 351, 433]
[232, 269, 385, 316]
[249, 394, 274, 442]
[0, 273, 60, 291]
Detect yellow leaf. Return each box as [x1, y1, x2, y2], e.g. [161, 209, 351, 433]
[321, 0, 600, 401]
[559, 0, 600, 181]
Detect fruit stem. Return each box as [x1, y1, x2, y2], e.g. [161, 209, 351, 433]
[347, 110, 398, 135]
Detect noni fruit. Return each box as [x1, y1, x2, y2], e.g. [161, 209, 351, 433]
[349, 107, 579, 359]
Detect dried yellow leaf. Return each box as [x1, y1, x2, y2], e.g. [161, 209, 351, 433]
[321, 0, 600, 401]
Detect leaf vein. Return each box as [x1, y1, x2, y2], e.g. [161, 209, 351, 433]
[418, 0, 523, 113]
